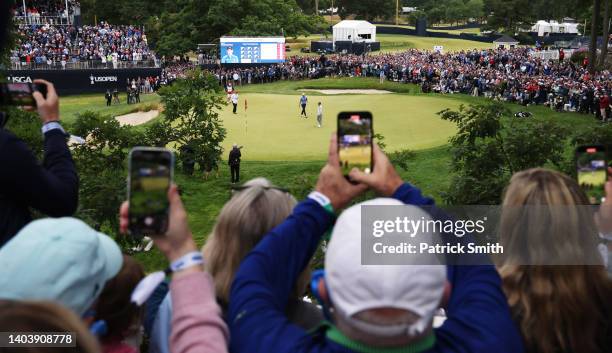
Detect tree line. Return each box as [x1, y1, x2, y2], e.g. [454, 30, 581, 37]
[78, 0, 609, 66]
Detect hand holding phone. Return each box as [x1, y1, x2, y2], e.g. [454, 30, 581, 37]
[349, 144, 404, 197]
[120, 184, 197, 262]
[337, 112, 373, 176]
[0, 81, 48, 108]
[576, 145, 608, 204]
[127, 147, 175, 236]
[32, 79, 58, 124]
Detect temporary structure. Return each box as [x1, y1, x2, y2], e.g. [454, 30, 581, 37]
[332, 20, 377, 43]
[494, 35, 520, 49]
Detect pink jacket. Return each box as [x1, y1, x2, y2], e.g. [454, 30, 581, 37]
[170, 271, 229, 353]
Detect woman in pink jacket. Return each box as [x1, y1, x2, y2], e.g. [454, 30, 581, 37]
[120, 185, 229, 353]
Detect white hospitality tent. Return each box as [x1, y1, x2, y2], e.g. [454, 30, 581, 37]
[530, 20, 580, 36]
[332, 20, 377, 43]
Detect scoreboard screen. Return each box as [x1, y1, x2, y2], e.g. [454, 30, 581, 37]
[220, 37, 286, 64]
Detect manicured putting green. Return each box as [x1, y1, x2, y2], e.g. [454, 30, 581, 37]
[218, 93, 459, 161]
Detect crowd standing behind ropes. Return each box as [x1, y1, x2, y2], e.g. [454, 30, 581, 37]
[200, 48, 612, 121]
[9, 20, 611, 118]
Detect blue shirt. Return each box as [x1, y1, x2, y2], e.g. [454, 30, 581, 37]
[228, 183, 525, 353]
[301, 96, 308, 105]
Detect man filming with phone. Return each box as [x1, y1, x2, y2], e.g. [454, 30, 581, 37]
[0, 78, 79, 245]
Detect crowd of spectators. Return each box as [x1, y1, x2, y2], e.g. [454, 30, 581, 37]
[12, 0, 80, 25]
[1, 78, 611, 353]
[195, 48, 612, 121]
[1, 1, 612, 348]
[10, 22, 155, 69]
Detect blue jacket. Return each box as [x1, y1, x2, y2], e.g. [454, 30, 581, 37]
[228, 183, 524, 353]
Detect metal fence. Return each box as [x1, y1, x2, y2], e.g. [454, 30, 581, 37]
[14, 15, 72, 26]
[9, 59, 160, 70]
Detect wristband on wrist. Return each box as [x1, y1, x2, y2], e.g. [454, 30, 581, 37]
[170, 251, 204, 272]
[41, 121, 65, 135]
[130, 251, 204, 307]
[308, 191, 334, 214]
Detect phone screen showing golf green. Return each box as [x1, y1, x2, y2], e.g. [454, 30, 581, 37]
[338, 112, 373, 176]
[576, 146, 607, 204]
[129, 149, 173, 235]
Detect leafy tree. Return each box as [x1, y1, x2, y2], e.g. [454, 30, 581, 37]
[4, 108, 43, 158]
[156, 69, 227, 174]
[589, 0, 601, 73]
[465, 0, 484, 21]
[80, 0, 160, 24]
[336, 0, 395, 21]
[483, 0, 534, 33]
[438, 102, 568, 204]
[445, 0, 468, 25]
[296, 0, 332, 14]
[408, 10, 427, 26]
[599, 0, 610, 66]
[69, 111, 145, 234]
[148, 0, 324, 56]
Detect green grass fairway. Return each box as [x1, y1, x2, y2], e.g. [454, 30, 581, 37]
[578, 169, 607, 186]
[218, 93, 459, 160]
[377, 34, 491, 52]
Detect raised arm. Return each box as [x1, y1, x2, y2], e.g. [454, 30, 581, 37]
[352, 145, 524, 353]
[1, 80, 78, 217]
[228, 134, 366, 353]
[120, 186, 229, 353]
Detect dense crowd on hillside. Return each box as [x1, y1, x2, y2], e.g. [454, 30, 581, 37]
[204, 48, 611, 120]
[10, 22, 154, 68]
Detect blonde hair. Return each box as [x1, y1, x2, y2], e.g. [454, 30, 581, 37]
[498, 168, 612, 353]
[0, 300, 101, 353]
[203, 178, 300, 305]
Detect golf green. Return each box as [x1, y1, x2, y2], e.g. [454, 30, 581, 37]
[219, 93, 459, 161]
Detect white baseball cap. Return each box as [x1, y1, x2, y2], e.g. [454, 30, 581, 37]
[325, 198, 446, 337]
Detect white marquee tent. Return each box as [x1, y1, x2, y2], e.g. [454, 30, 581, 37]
[530, 20, 580, 36]
[332, 20, 377, 43]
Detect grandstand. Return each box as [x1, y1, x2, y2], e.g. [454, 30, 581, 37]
[12, 0, 80, 26]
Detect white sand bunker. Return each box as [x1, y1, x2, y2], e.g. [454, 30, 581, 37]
[115, 110, 160, 126]
[301, 89, 392, 95]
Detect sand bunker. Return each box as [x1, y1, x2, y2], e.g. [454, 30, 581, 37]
[301, 89, 392, 95]
[115, 110, 160, 126]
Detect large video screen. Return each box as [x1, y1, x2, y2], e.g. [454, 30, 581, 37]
[220, 37, 286, 64]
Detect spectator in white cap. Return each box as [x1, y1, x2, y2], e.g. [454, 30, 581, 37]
[322, 198, 447, 347]
[227, 134, 524, 353]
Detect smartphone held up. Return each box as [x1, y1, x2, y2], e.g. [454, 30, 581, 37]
[337, 112, 373, 177]
[128, 147, 175, 236]
[576, 145, 608, 205]
[0, 82, 47, 107]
